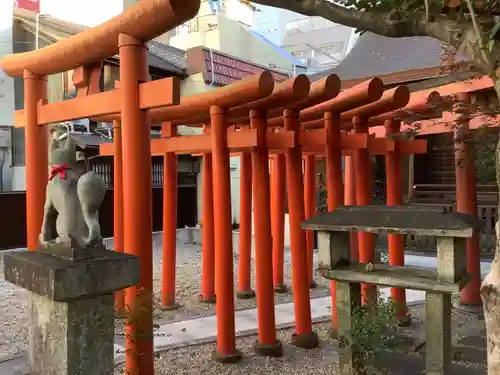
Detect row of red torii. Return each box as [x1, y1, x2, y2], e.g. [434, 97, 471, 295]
[0, 0, 482, 371]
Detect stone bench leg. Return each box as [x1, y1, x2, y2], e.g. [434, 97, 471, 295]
[425, 292, 452, 375]
[336, 281, 362, 375]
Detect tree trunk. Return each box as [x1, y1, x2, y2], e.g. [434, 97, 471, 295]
[481, 225, 500, 374]
[481, 79, 500, 373]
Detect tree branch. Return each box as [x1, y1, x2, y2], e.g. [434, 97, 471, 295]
[252, 0, 440, 37]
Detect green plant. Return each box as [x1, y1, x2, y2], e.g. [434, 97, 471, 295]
[351, 292, 400, 374]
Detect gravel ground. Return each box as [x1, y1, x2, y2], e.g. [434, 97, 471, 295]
[147, 236, 331, 327]
[113, 301, 486, 375]
[0, 234, 486, 374]
[0, 233, 330, 361]
[0, 257, 29, 360]
[403, 295, 485, 345]
[114, 322, 341, 375]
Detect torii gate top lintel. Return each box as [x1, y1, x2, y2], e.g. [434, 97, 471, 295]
[0, 0, 201, 78]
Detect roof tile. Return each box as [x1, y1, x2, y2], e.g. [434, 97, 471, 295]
[309, 32, 466, 83]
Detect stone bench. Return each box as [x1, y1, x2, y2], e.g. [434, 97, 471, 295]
[302, 205, 483, 375]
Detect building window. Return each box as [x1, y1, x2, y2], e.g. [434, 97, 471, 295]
[320, 42, 345, 56]
[12, 127, 25, 166]
[286, 18, 310, 35]
[285, 16, 333, 35]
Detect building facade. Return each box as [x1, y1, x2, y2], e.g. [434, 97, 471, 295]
[253, 5, 358, 73]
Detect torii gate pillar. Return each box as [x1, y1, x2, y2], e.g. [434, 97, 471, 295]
[24, 71, 48, 251]
[118, 33, 154, 374]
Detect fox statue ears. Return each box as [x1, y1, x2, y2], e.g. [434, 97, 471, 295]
[49, 126, 74, 152]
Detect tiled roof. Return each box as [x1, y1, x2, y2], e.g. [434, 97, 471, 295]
[309, 32, 466, 82]
[147, 40, 187, 76]
[186, 47, 291, 86]
[13, 8, 187, 76]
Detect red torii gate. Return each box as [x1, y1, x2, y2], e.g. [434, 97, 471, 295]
[99, 73, 434, 336]
[1, 1, 200, 374]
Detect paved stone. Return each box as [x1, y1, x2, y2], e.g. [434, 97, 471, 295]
[2, 287, 424, 374]
[376, 352, 486, 375]
[2, 249, 489, 374]
[453, 345, 487, 363]
[457, 335, 487, 348]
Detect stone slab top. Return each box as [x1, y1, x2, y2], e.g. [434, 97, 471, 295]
[301, 205, 483, 238]
[320, 263, 469, 293]
[38, 240, 109, 261]
[3, 249, 139, 301]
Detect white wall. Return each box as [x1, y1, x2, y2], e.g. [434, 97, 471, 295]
[196, 156, 242, 225]
[11, 166, 26, 191]
[41, 0, 123, 26]
[252, 4, 297, 46]
[0, 0, 16, 191]
[225, 0, 255, 27]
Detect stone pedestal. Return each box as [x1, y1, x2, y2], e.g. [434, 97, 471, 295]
[3, 247, 139, 375]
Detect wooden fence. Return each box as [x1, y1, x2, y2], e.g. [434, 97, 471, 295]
[406, 184, 498, 255]
[0, 186, 197, 251]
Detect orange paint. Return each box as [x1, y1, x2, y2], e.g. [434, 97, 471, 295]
[24, 71, 48, 251]
[303, 85, 410, 130]
[324, 112, 344, 328]
[271, 153, 286, 290]
[162, 122, 179, 308]
[303, 154, 316, 285]
[113, 120, 125, 314]
[453, 93, 481, 306]
[267, 78, 384, 127]
[250, 110, 277, 345]
[238, 150, 253, 295]
[1, 0, 201, 77]
[344, 151, 359, 260]
[119, 35, 154, 375]
[201, 128, 216, 301]
[353, 116, 376, 304]
[211, 105, 238, 356]
[384, 119, 407, 319]
[283, 109, 313, 336]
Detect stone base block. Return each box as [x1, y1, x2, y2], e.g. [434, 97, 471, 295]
[253, 340, 284, 357]
[212, 349, 243, 363]
[237, 290, 256, 299]
[398, 314, 413, 327]
[309, 280, 319, 289]
[329, 327, 338, 339]
[29, 293, 115, 375]
[160, 302, 182, 311]
[291, 330, 320, 349]
[199, 295, 217, 304]
[274, 284, 288, 294]
[38, 240, 106, 261]
[3, 247, 139, 375]
[3, 250, 139, 301]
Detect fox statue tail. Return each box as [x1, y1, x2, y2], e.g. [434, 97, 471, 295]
[77, 171, 106, 246]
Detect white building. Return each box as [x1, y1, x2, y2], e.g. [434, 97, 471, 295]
[0, 0, 16, 191]
[252, 4, 358, 73]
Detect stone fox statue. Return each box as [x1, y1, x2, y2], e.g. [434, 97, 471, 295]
[39, 128, 106, 249]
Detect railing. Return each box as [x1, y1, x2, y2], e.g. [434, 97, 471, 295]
[406, 189, 497, 254]
[88, 156, 198, 189]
